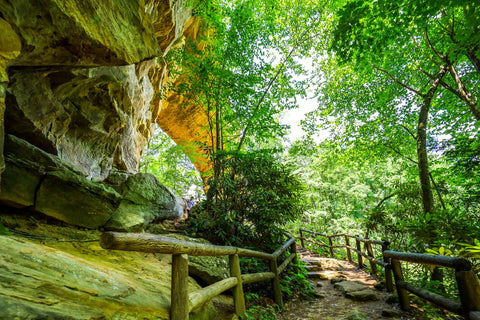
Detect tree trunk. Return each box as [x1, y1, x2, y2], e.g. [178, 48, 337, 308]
[447, 64, 480, 121]
[431, 266, 446, 293]
[416, 67, 447, 217]
[467, 47, 480, 74]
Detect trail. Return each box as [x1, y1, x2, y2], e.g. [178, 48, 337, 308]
[277, 247, 415, 320]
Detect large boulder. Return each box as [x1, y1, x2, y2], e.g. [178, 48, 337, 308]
[104, 171, 182, 232]
[0, 135, 185, 230]
[344, 309, 368, 320]
[0, 135, 122, 228]
[35, 170, 121, 229]
[0, 232, 215, 320]
[334, 281, 379, 301]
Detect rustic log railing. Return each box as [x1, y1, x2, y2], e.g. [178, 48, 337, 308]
[100, 232, 297, 320]
[299, 228, 480, 320]
[298, 228, 393, 291]
[384, 250, 480, 319]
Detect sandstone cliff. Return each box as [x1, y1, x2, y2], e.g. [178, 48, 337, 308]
[0, 0, 210, 228]
[0, 1, 224, 318]
[0, 0, 204, 180]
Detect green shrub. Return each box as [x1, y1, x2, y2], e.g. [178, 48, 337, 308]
[186, 150, 308, 251]
[280, 261, 317, 300]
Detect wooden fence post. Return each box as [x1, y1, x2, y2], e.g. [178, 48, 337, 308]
[382, 242, 393, 292]
[355, 237, 363, 268]
[345, 235, 352, 263]
[391, 259, 410, 311]
[455, 269, 480, 315]
[229, 254, 246, 316]
[171, 254, 189, 320]
[291, 241, 298, 265]
[270, 257, 284, 308]
[299, 229, 305, 248]
[365, 242, 377, 276]
[328, 236, 334, 258]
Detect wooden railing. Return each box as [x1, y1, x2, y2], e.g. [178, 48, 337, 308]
[299, 228, 480, 320]
[384, 250, 480, 320]
[298, 228, 393, 291]
[100, 232, 297, 320]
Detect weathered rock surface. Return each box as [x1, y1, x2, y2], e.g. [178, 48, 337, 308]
[6, 61, 157, 179]
[303, 257, 345, 271]
[36, 170, 120, 229]
[344, 309, 368, 320]
[0, 17, 21, 179]
[334, 281, 379, 301]
[104, 171, 181, 231]
[0, 135, 182, 230]
[0, 0, 210, 180]
[0, 0, 160, 67]
[0, 135, 121, 228]
[0, 227, 215, 320]
[164, 234, 229, 285]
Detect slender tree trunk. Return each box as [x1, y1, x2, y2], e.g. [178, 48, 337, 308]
[431, 266, 446, 293]
[447, 64, 480, 121]
[416, 67, 447, 217]
[467, 47, 480, 74]
[417, 68, 448, 289]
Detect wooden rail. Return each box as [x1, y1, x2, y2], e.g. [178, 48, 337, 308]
[384, 250, 480, 319]
[298, 228, 393, 291]
[299, 228, 480, 320]
[100, 232, 297, 320]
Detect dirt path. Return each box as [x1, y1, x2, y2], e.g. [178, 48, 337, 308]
[277, 248, 412, 320]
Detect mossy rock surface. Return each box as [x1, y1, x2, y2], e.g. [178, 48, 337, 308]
[0, 221, 216, 320]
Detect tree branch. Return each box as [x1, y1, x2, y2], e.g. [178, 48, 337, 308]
[447, 63, 480, 121]
[420, 68, 464, 99]
[372, 64, 425, 97]
[236, 18, 321, 151]
[422, 27, 446, 61]
[397, 123, 417, 140]
[374, 193, 398, 211]
[381, 142, 418, 164]
[421, 65, 480, 121]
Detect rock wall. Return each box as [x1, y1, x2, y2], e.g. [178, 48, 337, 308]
[0, 17, 22, 177]
[0, 0, 207, 229]
[1, 0, 197, 180]
[0, 2, 226, 319]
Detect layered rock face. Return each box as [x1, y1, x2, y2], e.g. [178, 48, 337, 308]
[0, 2, 223, 318]
[1, 0, 194, 179]
[0, 0, 206, 229]
[0, 17, 22, 175]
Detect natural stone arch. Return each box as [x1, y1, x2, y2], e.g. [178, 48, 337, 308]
[151, 17, 213, 179]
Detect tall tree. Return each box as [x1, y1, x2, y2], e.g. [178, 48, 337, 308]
[306, 0, 480, 222]
[167, 0, 323, 160]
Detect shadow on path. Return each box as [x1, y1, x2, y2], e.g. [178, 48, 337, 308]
[277, 247, 416, 320]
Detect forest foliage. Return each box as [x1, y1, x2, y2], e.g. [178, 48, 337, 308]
[141, 0, 480, 307]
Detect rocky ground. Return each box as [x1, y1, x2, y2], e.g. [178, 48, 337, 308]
[0, 210, 217, 320]
[0, 211, 463, 320]
[276, 247, 462, 320]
